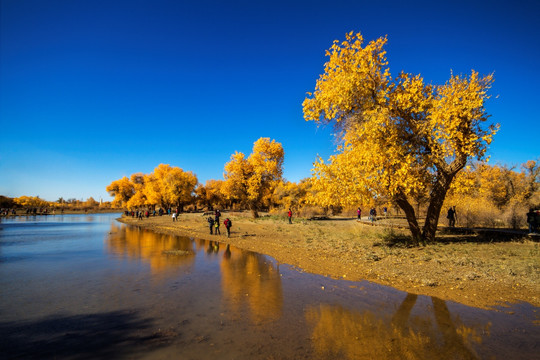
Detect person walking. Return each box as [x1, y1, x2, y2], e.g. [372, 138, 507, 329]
[224, 218, 232, 238]
[288, 208, 293, 224]
[357, 208, 362, 220]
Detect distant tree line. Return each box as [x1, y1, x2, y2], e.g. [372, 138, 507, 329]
[0, 195, 114, 213]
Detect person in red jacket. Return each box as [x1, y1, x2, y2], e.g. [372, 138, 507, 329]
[224, 218, 232, 237]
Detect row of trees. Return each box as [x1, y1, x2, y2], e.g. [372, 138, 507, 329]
[445, 161, 539, 228]
[106, 164, 198, 211]
[106, 138, 285, 217]
[106, 143, 538, 231]
[1, 195, 111, 211]
[106, 32, 538, 243]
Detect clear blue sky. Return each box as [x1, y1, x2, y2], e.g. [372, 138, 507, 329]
[1, 0, 539, 202]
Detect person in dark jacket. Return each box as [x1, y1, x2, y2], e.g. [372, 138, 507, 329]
[208, 217, 214, 234]
[224, 218, 232, 237]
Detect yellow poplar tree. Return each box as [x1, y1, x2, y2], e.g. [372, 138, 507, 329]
[106, 176, 135, 208]
[196, 179, 226, 210]
[303, 32, 498, 243]
[143, 164, 198, 210]
[223, 138, 284, 217]
[271, 179, 311, 210]
[126, 173, 147, 209]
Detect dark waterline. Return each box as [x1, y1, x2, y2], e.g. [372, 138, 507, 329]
[0, 214, 538, 359]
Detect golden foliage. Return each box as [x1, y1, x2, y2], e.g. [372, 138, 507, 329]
[223, 138, 284, 216]
[303, 31, 498, 241]
[144, 164, 198, 209]
[196, 179, 226, 209]
[271, 178, 312, 210]
[106, 164, 198, 209]
[106, 176, 134, 208]
[445, 160, 540, 228]
[13, 195, 49, 208]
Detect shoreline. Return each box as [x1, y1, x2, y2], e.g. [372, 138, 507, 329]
[1, 210, 122, 216]
[117, 213, 539, 310]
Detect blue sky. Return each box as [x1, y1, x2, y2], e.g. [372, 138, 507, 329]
[1, 0, 539, 202]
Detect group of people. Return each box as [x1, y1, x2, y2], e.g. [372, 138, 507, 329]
[125, 208, 166, 219]
[126, 209, 152, 219]
[356, 207, 388, 222]
[121, 204, 540, 236]
[0, 208, 17, 216]
[207, 209, 232, 237]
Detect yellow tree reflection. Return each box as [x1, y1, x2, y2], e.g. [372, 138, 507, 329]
[107, 224, 195, 276]
[306, 294, 490, 359]
[221, 245, 283, 324]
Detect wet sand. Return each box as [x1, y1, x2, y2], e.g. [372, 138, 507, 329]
[119, 213, 540, 310]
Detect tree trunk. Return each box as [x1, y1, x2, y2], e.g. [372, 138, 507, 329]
[249, 201, 259, 218]
[422, 173, 455, 243]
[394, 193, 422, 243]
[251, 209, 259, 218]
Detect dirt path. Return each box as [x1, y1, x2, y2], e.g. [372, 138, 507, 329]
[118, 212, 539, 310]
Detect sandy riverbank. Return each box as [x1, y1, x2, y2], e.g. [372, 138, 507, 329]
[118, 212, 539, 310]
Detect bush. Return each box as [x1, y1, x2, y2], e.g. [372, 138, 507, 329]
[503, 200, 528, 230]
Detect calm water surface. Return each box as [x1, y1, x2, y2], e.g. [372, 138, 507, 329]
[0, 214, 538, 359]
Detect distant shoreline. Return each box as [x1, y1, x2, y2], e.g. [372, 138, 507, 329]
[2, 209, 122, 216]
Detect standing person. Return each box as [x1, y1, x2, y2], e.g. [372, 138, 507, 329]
[526, 209, 536, 234]
[288, 208, 293, 224]
[215, 218, 221, 235]
[383, 207, 388, 217]
[224, 218, 232, 238]
[215, 209, 221, 223]
[357, 207, 362, 220]
[369, 208, 377, 222]
[208, 217, 214, 234]
[172, 212, 177, 222]
[447, 207, 456, 227]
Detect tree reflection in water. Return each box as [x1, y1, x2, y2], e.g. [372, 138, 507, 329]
[106, 223, 195, 276]
[306, 294, 491, 359]
[220, 244, 283, 325]
[105, 223, 510, 359]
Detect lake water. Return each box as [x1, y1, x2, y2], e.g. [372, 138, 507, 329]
[0, 213, 538, 359]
